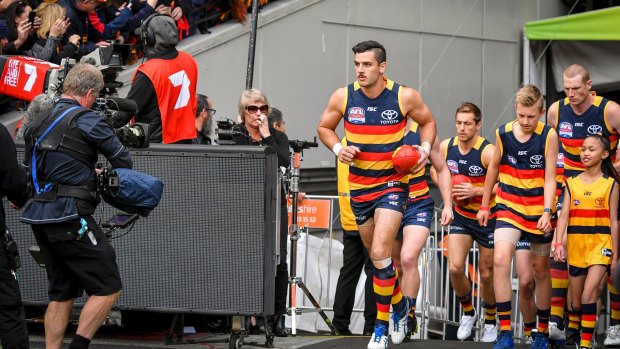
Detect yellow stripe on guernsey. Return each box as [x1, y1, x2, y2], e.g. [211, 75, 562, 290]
[337, 138, 357, 231]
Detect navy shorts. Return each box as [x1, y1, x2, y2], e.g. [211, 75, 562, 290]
[31, 216, 122, 301]
[569, 264, 610, 277]
[516, 237, 530, 251]
[351, 182, 408, 225]
[396, 196, 434, 239]
[449, 212, 495, 249]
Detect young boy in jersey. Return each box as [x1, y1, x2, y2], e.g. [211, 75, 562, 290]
[478, 84, 559, 349]
[553, 134, 619, 349]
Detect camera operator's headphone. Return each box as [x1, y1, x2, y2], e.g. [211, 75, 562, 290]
[140, 13, 166, 48]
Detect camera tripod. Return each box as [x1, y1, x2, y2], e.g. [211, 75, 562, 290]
[287, 139, 337, 336]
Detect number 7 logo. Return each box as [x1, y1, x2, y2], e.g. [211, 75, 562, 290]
[168, 70, 190, 109]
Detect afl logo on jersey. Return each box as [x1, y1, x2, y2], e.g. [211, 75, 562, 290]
[469, 165, 483, 176]
[508, 155, 517, 165]
[348, 107, 366, 124]
[559, 122, 573, 138]
[447, 160, 459, 174]
[557, 153, 564, 168]
[588, 124, 603, 134]
[380, 110, 399, 124]
[574, 199, 581, 206]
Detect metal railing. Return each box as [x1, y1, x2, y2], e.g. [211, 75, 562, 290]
[290, 197, 612, 340]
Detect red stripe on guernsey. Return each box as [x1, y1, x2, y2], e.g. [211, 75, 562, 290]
[356, 152, 393, 162]
[373, 276, 397, 287]
[352, 187, 404, 203]
[469, 176, 485, 184]
[499, 165, 545, 179]
[564, 157, 584, 170]
[456, 206, 496, 220]
[571, 208, 610, 219]
[409, 181, 429, 193]
[559, 137, 583, 148]
[349, 172, 403, 186]
[497, 210, 539, 231]
[376, 303, 391, 313]
[497, 187, 543, 206]
[346, 122, 406, 135]
[612, 301, 620, 309]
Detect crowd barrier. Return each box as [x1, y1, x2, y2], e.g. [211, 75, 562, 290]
[288, 197, 613, 341]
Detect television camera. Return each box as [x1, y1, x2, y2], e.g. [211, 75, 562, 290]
[215, 118, 241, 145]
[0, 45, 149, 148]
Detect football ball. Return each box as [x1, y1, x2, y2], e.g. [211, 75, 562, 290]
[452, 174, 472, 206]
[392, 145, 421, 175]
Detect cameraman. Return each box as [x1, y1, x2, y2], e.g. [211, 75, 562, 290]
[21, 63, 132, 349]
[125, 13, 197, 144]
[232, 89, 289, 337]
[0, 123, 30, 349]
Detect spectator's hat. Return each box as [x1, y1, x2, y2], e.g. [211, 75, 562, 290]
[0, 20, 8, 40]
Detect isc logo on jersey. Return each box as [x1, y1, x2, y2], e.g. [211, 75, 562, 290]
[559, 122, 573, 138]
[447, 160, 459, 174]
[348, 107, 365, 124]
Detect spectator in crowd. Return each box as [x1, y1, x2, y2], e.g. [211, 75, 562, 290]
[193, 93, 214, 144]
[0, 19, 9, 52]
[125, 13, 197, 144]
[59, 0, 108, 57]
[0, 123, 31, 349]
[1, 1, 39, 54]
[233, 89, 290, 337]
[332, 136, 376, 336]
[21, 63, 133, 349]
[267, 107, 285, 133]
[25, 2, 80, 64]
[89, 0, 133, 43]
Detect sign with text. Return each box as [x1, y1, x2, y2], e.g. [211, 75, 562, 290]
[287, 199, 331, 229]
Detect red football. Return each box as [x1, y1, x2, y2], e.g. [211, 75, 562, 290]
[392, 145, 421, 175]
[452, 174, 472, 206]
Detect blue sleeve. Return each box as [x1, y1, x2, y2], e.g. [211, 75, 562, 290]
[76, 112, 133, 169]
[102, 8, 133, 39]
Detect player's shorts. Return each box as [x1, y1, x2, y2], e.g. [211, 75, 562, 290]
[516, 237, 530, 251]
[350, 181, 408, 225]
[396, 196, 434, 239]
[569, 264, 610, 277]
[449, 211, 495, 249]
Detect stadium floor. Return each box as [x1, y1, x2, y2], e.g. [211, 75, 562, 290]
[27, 332, 610, 349]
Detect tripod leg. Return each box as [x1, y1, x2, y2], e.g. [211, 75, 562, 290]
[297, 280, 338, 335]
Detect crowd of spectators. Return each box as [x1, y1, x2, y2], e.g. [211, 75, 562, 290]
[0, 0, 276, 65]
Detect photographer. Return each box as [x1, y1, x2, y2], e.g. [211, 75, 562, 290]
[21, 63, 132, 349]
[232, 89, 289, 336]
[0, 123, 30, 349]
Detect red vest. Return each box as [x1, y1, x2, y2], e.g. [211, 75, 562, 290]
[136, 51, 198, 144]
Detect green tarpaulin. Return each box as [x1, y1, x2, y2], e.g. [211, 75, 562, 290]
[524, 6, 620, 41]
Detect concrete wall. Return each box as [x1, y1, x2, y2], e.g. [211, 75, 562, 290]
[112, 0, 567, 168]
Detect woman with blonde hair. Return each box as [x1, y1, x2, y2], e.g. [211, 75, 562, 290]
[26, 2, 80, 64]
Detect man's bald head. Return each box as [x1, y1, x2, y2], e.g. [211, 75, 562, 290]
[563, 64, 590, 84]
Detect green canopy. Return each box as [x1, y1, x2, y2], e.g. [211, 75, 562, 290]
[524, 6, 620, 41]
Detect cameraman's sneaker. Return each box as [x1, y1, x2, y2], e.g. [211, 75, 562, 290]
[548, 321, 566, 341]
[367, 324, 388, 349]
[529, 330, 549, 349]
[481, 324, 498, 342]
[605, 324, 620, 346]
[493, 330, 515, 349]
[390, 296, 412, 344]
[457, 309, 477, 340]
